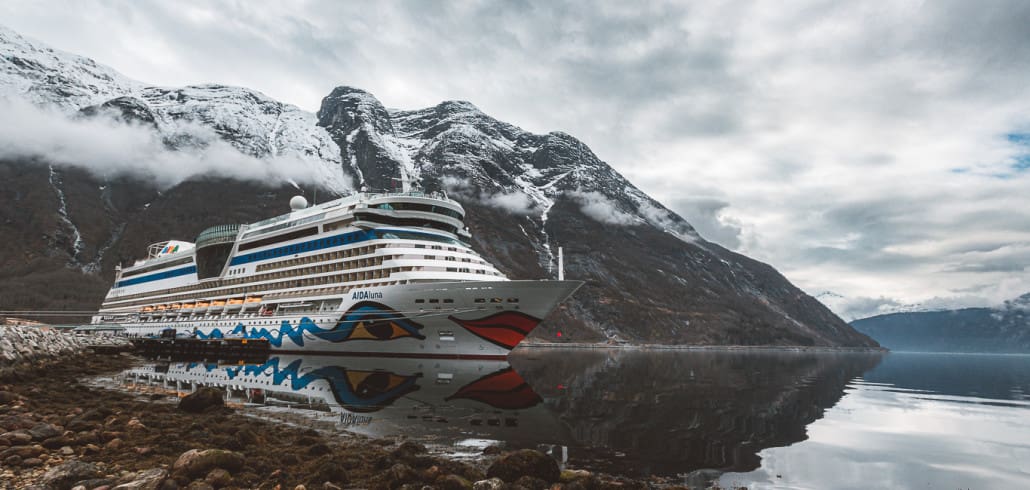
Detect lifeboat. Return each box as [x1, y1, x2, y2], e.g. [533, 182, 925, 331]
[211, 299, 227, 307]
[156, 305, 167, 311]
[244, 296, 262, 304]
[196, 301, 211, 308]
[227, 298, 244, 305]
[170, 303, 182, 309]
[142, 306, 155, 313]
[181, 302, 196, 309]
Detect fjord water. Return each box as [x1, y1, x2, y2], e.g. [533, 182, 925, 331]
[121, 350, 1030, 488]
[719, 352, 1030, 489]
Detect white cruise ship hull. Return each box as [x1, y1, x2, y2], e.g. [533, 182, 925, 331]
[119, 280, 581, 359]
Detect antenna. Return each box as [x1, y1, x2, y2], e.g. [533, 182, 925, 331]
[558, 246, 565, 281]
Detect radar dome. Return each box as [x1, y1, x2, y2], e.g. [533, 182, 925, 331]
[289, 195, 309, 211]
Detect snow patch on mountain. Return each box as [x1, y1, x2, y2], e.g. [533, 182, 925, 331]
[0, 25, 140, 109]
[1, 26, 349, 192]
[47, 165, 85, 266]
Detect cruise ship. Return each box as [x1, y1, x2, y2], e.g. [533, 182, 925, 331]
[93, 191, 581, 358]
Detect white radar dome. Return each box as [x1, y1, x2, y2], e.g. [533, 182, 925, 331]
[289, 195, 309, 211]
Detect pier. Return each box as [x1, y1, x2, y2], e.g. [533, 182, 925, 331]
[132, 337, 270, 362]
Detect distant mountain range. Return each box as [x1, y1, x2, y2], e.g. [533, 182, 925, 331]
[0, 25, 878, 347]
[851, 293, 1030, 353]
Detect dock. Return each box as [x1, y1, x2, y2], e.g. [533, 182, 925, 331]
[132, 337, 270, 362]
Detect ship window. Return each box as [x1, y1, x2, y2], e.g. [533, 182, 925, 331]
[428, 299, 439, 304]
[443, 299, 454, 304]
[474, 298, 486, 303]
[507, 298, 519, 303]
[490, 298, 502, 303]
[415, 299, 425, 304]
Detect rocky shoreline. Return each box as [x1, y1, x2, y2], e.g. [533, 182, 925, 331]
[0, 350, 679, 490]
[0, 326, 130, 378]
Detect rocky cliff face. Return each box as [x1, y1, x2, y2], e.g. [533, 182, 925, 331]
[0, 25, 877, 347]
[852, 293, 1030, 352]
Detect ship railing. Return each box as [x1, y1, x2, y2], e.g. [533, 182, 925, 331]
[357, 190, 458, 205]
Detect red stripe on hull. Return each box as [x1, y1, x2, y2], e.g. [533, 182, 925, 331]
[448, 311, 542, 350]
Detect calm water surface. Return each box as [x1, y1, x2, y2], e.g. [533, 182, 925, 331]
[120, 349, 1030, 488]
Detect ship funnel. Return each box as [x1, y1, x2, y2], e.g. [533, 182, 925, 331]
[289, 195, 309, 211]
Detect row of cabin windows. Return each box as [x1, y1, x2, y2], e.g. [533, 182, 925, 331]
[110, 245, 384, 303]
[107, 268, 414, 309]
[128, 279, 403, 314]
[256, 245, 379, 273]
[414, 298, 518, 304]
[414, 298, 455, 304]
[233, 255, 386, 286]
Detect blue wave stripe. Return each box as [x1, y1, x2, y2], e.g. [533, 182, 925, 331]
[116, 265, 197, 287]
[196, 317, 327, 347]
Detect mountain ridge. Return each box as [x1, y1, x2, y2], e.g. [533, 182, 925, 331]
[851, 293, 1030, 352]
[0, 24, 878, 347]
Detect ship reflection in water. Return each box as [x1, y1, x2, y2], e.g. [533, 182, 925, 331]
[120, 350, 1030, 488]
[122, 355, 564, 451]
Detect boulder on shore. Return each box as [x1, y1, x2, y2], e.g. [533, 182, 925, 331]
[178, 387, 226, 413]
[485, 449, 560, 483]
[41, 460, 102, 490]
[173, 448, 245, 478]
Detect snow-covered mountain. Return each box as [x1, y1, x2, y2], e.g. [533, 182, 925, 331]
[1, 25, 348, 191]
[0, 24, 879, 347]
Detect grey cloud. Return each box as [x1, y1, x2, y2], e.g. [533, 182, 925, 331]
[669, 197, 742, 249]
[3, 0, 1030, 315]
[0, 99, 336, 189]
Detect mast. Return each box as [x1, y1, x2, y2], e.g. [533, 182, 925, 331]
[558, 246, 565, 281]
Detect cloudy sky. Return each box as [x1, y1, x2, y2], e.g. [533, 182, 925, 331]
[3, 0, 1029, 318]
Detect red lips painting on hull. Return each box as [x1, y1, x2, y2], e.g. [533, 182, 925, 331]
[447, 311, 542, 349]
